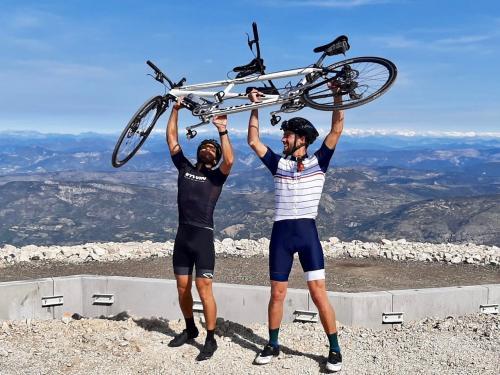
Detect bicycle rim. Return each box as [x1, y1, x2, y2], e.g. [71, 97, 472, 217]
[302, 57, 397, 111]
[112, 96, 164, 167]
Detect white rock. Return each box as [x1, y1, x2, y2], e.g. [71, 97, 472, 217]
[18, 252, 30, 263]
[93, 247, 107, 257]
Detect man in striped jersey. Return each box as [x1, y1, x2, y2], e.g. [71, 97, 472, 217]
[247, 86, 344, 372]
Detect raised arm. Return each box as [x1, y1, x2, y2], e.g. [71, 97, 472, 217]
[324, 85, 344, 150]
[247, 90, 268, 158]
[166, 99, 182, 155]
[213, 115, 234, 175]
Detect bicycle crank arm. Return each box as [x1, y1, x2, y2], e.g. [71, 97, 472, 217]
[185, 120, 210, 139]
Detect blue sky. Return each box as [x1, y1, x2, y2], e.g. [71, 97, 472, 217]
[0, 0, 499, 135]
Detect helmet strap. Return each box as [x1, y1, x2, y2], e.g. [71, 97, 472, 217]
[285, 135, 307, 158]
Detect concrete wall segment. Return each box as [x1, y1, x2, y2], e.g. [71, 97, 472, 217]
[0, 278, 54, 320]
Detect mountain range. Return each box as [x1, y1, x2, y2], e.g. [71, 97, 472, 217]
[0, 131, 498, 246]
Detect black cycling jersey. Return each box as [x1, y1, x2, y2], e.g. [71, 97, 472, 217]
[172, 150, 228, 229]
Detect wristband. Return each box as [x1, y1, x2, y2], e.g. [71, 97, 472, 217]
[218, 130, 228, 136]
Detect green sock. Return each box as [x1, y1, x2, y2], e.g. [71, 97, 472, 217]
[328, 332, 341, 353]
[269, 328, 280, 348]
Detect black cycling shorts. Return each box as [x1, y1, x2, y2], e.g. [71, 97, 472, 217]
[173, 223, 215, 278]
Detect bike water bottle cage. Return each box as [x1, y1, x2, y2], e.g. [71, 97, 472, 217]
[281, 117, 319, 145]
[182, 94, 214, 111]
[197, 139, 222, 166]
[313, 35, 350, 56]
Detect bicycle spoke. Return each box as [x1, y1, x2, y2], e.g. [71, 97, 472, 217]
[113, 98, 161, 165]
[303, 58, 395, 109]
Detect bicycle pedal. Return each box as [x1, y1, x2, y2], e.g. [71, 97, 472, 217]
[186, 129, 197, 139]
[270, 114, 281, 126]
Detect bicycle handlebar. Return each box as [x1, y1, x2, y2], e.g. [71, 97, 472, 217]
[252, 22, 259, 42]
[251, 22, 261, 59]
[146, 60, 178, 88]
[146, 60, 161, 74]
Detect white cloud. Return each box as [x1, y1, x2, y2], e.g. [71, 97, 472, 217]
[341, 128, 500, 138]
[13, 60, 110, 78]
[1, 36, 52, 52]
[369, 32, 496, 52]
[370, 35, 420, 49]
[3, 8, 63, 30]
[3, 128, 500, 139]
[263, 0, 394, 7]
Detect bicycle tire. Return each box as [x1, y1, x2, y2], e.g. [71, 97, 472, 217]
[111, 96, 165, 168]
[302, 56, 397, 111]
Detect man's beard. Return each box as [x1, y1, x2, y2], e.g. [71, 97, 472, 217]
[199, 153, 215, 166]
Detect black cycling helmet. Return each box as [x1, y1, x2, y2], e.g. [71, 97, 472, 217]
[197, 139, 222, 166]
[280, 117, 319, 145]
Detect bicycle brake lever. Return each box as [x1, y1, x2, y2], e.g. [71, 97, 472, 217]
[246, 33, 255, 50]
[174, 78, 186, 88]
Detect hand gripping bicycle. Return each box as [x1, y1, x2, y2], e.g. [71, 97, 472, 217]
[112, 22, 397, 168]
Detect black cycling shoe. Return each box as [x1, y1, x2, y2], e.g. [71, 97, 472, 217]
[167, 328, 199, 347]
[326, 351, 342, 372]
[196, 338, 218, 361]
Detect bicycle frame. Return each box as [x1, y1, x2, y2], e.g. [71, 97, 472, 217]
[169, 66, 323, 118]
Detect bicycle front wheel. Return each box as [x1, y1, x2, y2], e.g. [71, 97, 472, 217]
[112, 96, 165, 168]
[302, 57, 397, 111]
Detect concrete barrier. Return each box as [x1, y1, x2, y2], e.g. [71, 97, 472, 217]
[53, 275, 84, 319]
[0, 278, 54, 320]
[0, 276, 498, 329]
[485, 284, 500, 304]
[328, 291, 393, 329]
[105, 277, 180, 319]
[390, 286, 489, 322]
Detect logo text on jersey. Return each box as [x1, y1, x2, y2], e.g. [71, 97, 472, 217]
[185, 172, 207, 182]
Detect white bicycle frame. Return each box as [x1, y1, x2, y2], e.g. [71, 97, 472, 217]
[169, 66, 324, 120]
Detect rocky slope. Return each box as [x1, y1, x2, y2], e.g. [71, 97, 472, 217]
[1, 238, 498, 268]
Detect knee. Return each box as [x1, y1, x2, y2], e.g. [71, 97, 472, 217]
[270, 288, 287, 303]
[196, 280, 214, 301]
[177, 284, 190, 297]
[310, 289, 328, 307]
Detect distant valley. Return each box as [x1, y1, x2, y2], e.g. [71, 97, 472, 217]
[0, 132, 498, 246]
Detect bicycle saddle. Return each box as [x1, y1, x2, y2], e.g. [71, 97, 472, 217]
[313, 35, 350, 56]
[233, 58, 265, 78]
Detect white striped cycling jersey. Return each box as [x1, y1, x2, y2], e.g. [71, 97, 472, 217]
[260, 142, 335, 221]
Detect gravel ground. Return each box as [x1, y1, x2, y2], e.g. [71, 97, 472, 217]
[1, 256, 499, 292]
[0, 313, 498, 374]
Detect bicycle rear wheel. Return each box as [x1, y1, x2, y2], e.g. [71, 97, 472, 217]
[112, 96, 165, 168]
[302, 57, 397, 111]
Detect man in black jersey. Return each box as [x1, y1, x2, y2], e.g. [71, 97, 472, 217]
[166, 99, 234, 361]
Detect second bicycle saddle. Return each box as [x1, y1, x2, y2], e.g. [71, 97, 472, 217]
[313, 35, 350, 56]
[233, 58, 265, 78]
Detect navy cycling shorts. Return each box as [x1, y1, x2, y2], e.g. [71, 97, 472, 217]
[269, 219, 325, 282]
